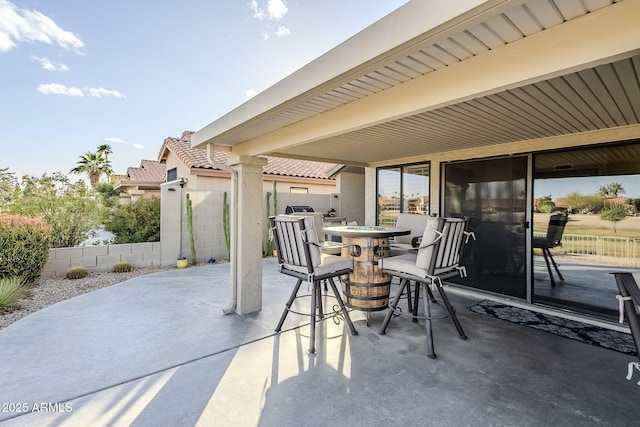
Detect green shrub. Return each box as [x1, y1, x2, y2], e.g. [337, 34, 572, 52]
[3, 173, 101, 248]
[113, 261, 132, 273]
[0, 276, 28, 310]
[0, 215, 52, 284]
[66, 266, 89, 280]
[104, 197, 160, 243]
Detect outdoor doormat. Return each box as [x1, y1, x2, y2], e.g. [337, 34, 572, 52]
[468, 299, 637, 356]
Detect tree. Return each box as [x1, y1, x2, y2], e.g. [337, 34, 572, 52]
[600, 205, 627, 233]
[104, 197, 160, 243]
[69, 150, 113, 187]
[0, 167, 18, 207]
[3, 172, 102, 247]
[627, 198, 640, 214]
[598, 182, 625, 197]
[564, 192, 604, 214]
[608, 182, 624, 196]
[536, 194, 555, 213]
[97, 144, 113, 181]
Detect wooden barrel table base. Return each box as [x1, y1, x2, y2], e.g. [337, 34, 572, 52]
[341, 236, 391, 311]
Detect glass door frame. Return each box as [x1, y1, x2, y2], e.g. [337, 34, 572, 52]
[439, 153, 533, 302]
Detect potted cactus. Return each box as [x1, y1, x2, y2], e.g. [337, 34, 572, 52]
[176, 254, 188, 269]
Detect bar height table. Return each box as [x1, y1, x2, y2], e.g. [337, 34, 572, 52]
[322, 225, 410, 313]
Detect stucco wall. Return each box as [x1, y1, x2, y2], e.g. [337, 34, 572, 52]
[160, 182, 229, 265]
[179, 172, 336, 195]
[159, 182, 353, 265]
[336, 171, 365, 225]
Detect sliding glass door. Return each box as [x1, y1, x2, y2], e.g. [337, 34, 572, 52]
[443, 156, 528, 299]
[377, 163, 430, 226]
[533, 142, 640, 319]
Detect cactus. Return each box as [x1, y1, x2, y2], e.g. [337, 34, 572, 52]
[263, 191, 272, 256]
[272, 179, 278, 217]
[186, 193, 196, 265]
[113, 261, 132, 273]
[223, 191, 230, 255]
[263, 180, 278, 257]
[66, 266, 88, 280]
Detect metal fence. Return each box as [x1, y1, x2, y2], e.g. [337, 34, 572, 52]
[534, 232, 640, 261]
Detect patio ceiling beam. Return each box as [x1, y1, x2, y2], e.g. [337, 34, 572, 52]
[229, 0, 638, 162]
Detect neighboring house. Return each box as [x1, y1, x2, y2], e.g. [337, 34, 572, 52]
[155, 131, 354, 267]
[158, 131, 338, 195]
[113, 159, 165, 205]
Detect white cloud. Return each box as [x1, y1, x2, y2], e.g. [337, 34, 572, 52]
[267, 0, 287, 20]
[0, 0, 83, 52]
[250, 1, 290, 39]
[275, 26, 290, 37]
[245, 88, 257, 98]
[36, 83, 83, 96]
[250, 0, 287, 21]
[31, 55, 68, 71]
[104, 137, 142, 149]
[36, 83, 126, 98]
[84, 86, 126, 98]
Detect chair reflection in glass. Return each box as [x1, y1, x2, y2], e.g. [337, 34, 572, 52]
[270, 215, 358, 354]
[533, 213, 568, 286]
[379, 216, 474, 358]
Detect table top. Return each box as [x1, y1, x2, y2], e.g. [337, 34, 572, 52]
[323, 225, 411, 238]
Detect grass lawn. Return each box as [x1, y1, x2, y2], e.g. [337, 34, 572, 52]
[534, 213, 640, 238]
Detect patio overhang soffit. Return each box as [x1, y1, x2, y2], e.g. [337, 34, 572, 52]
[192, 0, 640, 168]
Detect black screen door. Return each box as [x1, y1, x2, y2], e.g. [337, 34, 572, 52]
[443, 156, 528, 299]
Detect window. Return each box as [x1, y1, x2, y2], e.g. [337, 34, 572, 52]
[377, 162, 430, 226]
[532, 142, 640, 318]
[290, 187, 308, 194]
[167, 168, 177, 182]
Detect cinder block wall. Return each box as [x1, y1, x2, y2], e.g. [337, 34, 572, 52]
[42, 242, 161, 278]
[180, 188, 228, 264]
[161, 183, 231, 265]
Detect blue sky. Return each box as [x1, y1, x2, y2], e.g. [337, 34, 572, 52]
[0, 0, 409, 180]
[535, 176, 640, 199]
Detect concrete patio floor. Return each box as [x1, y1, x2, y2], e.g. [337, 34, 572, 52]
[0, 258, 639, 426]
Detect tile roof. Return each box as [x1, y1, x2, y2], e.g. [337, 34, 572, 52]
[158, 131, 337, 179]
[126, 159, 165, 183]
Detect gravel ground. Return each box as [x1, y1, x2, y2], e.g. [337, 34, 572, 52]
[0, 265, 175, 330]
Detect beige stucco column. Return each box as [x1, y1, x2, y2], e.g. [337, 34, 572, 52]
[228, 154, 268, 314]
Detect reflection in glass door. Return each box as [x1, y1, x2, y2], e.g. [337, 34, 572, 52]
[377, 163, 430, 226]
[533, 143, 640, 320]
[443, 156, 528, 299]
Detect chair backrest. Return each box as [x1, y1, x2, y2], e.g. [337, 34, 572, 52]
[394, 213, 430, 245]
[416, 216, 470, 275]
[293, 212, 326, 243]
[545, 213, 568, 247]
[270, 215, 321, 272]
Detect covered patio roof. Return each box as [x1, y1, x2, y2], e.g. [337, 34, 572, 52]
[192, 0, 639, 166]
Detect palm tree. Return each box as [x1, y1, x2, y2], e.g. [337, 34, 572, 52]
[97, 144, 113, 181]
[607, 182, 624, 197]
[69, 151, 113, 187]
[599, 182, 625, 197]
